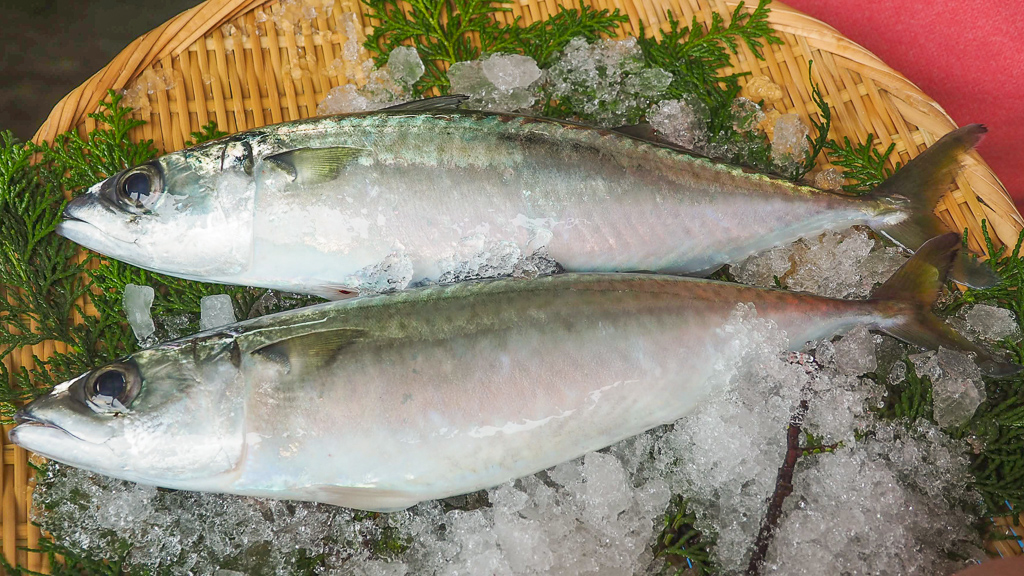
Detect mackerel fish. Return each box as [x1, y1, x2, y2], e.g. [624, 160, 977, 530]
[10, 234, 1016, 511]
[57, 98, 995, 299]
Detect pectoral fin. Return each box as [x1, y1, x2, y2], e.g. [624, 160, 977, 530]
[263, 146, 367, 186]
[251, 328, 366, 373]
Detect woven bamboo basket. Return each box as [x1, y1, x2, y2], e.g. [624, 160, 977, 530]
[2, 0, 1022, 571]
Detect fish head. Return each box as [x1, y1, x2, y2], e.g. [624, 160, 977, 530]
[58, 136, 258, 280]
[10, 334, 248, 490]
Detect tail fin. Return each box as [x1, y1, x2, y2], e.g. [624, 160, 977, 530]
[871, 233, 1019, 377]
[868, 124, 997, 288]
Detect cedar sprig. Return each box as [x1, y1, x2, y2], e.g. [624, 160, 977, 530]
[363, 0, 624, 95]
[489, 1, 626, 68]
[0, 131, 92, 416]
[32, 91, 156, 195]
[185, 120, 229, 147]
[824, 133, 901, 193]
[787, 60, 832, 180]
[653, 496, 719, 575]
[637, 0, 783, 136]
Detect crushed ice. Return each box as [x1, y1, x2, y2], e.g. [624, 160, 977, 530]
[317, 33, 425, 115]
[732, 228, 908, 299]
[963, 304, 1020, 341]
[910, 348, 987, 429]
[544, 37, 673, 126]
[448, 53, 543, 111]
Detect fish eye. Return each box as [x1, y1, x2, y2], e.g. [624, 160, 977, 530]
[85, 362, 141, 413]
[115, 164, 162, 211]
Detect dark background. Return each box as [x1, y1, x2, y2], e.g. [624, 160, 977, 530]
[0, 0, 200, 142]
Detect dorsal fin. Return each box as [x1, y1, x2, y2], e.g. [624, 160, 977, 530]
[263, 146, 366, 186]
[251, 328, 365, 373]
[611, 124, 791, 180]
[611, 123, 660, 141]
[610, 123, 717, 159]
[380, 95, 469, 113]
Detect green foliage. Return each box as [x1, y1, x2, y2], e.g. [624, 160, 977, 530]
[939, 224, 1024, 513]
[494, 1, 627, 68]
[185, 121, 229, 147]
[870, 223, 1024, 514]
[874, 359, 934, 423]
[824, 133, 901, 193]
[634, 1, 785, 172]
[0, 130, 94, 417]
[33, 91, 156, 196]
[638, 0, 781, 137]
[653, 496, 718, 575]
[363, 0, 624, 95]
[788, 61, 831, 181]
[802, 431, 842, 456]
[963, 372, 1024, 512]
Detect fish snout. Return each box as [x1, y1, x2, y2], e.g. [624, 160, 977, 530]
[13, 407, 34, 425]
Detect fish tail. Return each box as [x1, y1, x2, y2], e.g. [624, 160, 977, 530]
[870, 232, 1019, 377]
[866, 124, 997, 288]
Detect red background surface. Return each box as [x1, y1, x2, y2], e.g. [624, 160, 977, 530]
[779, 0, 1024, 213]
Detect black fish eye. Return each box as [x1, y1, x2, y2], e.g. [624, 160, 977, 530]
[123, 172, 150, 202]
[93, 369, 126, 399]
[115, 164, 161, 210]
[85, 362, 141, 413]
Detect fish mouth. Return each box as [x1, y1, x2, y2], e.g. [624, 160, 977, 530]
[55, 213, 101, 240]
[56, 213, 139, 250]
[11, 410, 85, 444]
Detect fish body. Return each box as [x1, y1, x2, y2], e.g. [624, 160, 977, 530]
[58, 102, 991, 298]
[11, 235, 1011, 511]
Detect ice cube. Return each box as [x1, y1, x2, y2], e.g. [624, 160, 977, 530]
[448, 54, 542, 111]
[122, 284, 156, 343]
[545, 37, 670, 125]
[771, 113, 810, 168]
[911, 348, 986, 428]
[481, 53, 541, 92]
[448, 60, 492, 97]
[731, 243, 793, 288]
[743, 75, 784, 103]
[200, 294, 237, 331]
[317, 84, 375, 115]
[385, 46, 425, 87]
[834, 325, 877, 375]
[965, 304, 1019, 341]
[648, 98, 707, 149]
[731, 97, 765, 133]
[814, 167, 845, 190]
